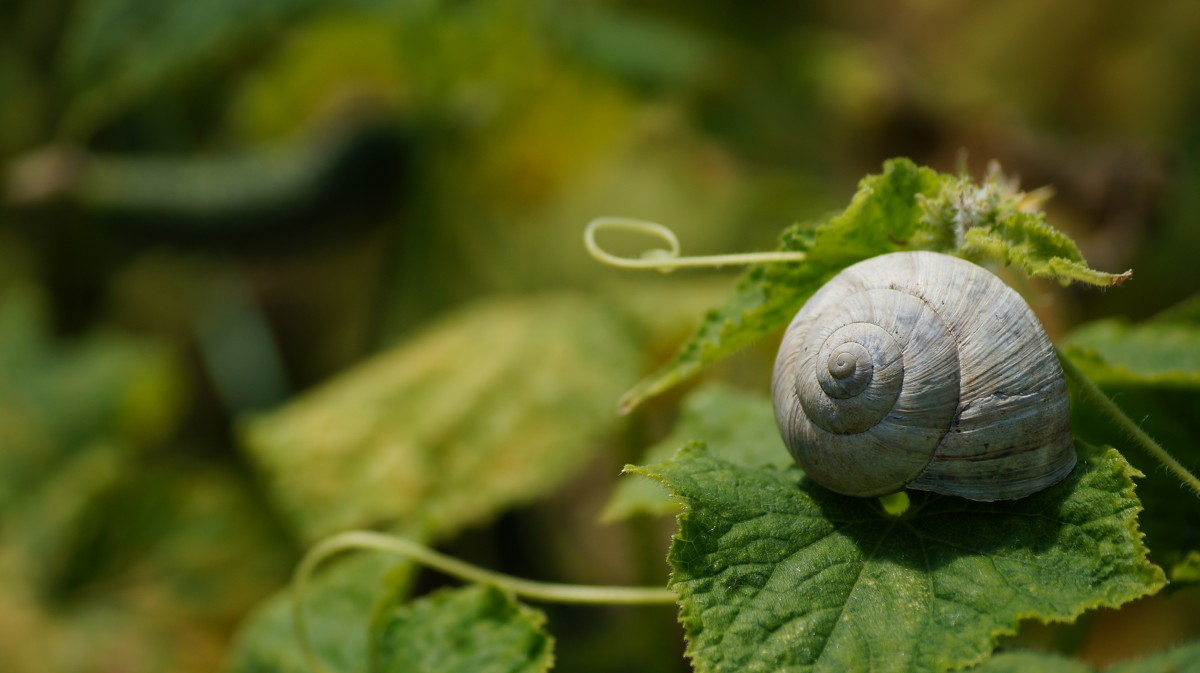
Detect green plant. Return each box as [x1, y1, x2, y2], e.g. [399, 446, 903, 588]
[229, 159, 1200, 673]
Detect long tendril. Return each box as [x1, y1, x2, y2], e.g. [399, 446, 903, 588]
[292, 530, 677, 673]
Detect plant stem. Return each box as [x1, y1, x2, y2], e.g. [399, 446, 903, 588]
[292, 530, 677, 673]
[1057, 349, 1200, 498]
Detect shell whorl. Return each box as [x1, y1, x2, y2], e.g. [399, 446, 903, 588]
[771, 251, 1075, 501]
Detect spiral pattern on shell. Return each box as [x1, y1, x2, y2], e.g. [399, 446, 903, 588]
[771, 251, 1075, 501]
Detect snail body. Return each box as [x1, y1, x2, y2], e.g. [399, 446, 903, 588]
[771, 251, 1075, 501]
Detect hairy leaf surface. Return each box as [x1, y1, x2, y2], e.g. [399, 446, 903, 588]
[634, 443, 1164, 673]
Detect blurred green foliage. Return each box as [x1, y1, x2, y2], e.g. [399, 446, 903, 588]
[2, 0, 1200, 671]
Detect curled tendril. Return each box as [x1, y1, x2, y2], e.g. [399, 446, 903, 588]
[584, 217, 807, 272]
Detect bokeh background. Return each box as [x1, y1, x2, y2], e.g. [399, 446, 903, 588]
[2, 1, 1199, 671]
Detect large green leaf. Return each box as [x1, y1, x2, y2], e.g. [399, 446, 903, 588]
[241, 292, 642, 543]
[618, 159, 1129, 412]
[632, 442, 1164, 673]
[375, 585, 554, 673]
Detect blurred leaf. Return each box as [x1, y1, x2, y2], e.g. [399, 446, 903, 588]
[973, 641, 1200, 672]
[227, 14, 411, 141]
[1, 454, 294, 673]
[549, 6, 710, 91]
[0, 281, 284, 673]
[603, 382, 786, 521]
[1062, 300, 1200, 584]
[971, 651, 1093, 673]
[375, 585, 554, 673]
[1065, 320, 1200, 387]
[619, 158, 1131, 412]
[241, 292, 642, 543]
[0, 284, 188, 509]
[227, 554, 410, 673]
[1171, 552, 1200, 583]
[1106, 641, 1200, 672]
[633, 442, 1163, 673]
[57, 0, 395, 137]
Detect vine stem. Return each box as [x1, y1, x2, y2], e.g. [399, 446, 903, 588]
[584, 217, 807, 271]
[1057, 349, 1200, 498]
[292, 530, 677, 673]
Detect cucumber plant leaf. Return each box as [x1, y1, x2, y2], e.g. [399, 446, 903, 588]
[241, 293, 641, 543]
[375, 584, 554, 673]
[631, 442, 1164, 673]
[618, 158, 1129, 412]
[918, 166, 1131, 287]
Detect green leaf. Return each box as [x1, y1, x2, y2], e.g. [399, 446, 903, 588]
[972, 641, 1200, 673]
[227, 554, 412, 673]
[971, 651, 1093, 673]
[0, 283, 188, 508]
[548, 5, 710, 90]
[1106, 641, 1200, 672]
[1064, 320, 1200, 388]
[1170, 551, 1200, 583]
[632, 443, 1164, 673]
[617, 159, 1127, 412]
[241, 292, 642, 543]
[1061, 306, 1200, 584]
[916, 166, 1130, 288]
[603, 382, 788, 521]
[375, 585, 554, 673]
[618, 158, 946, 412]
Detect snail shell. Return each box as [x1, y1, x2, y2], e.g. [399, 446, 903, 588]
[771, 251, 1075, 501]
